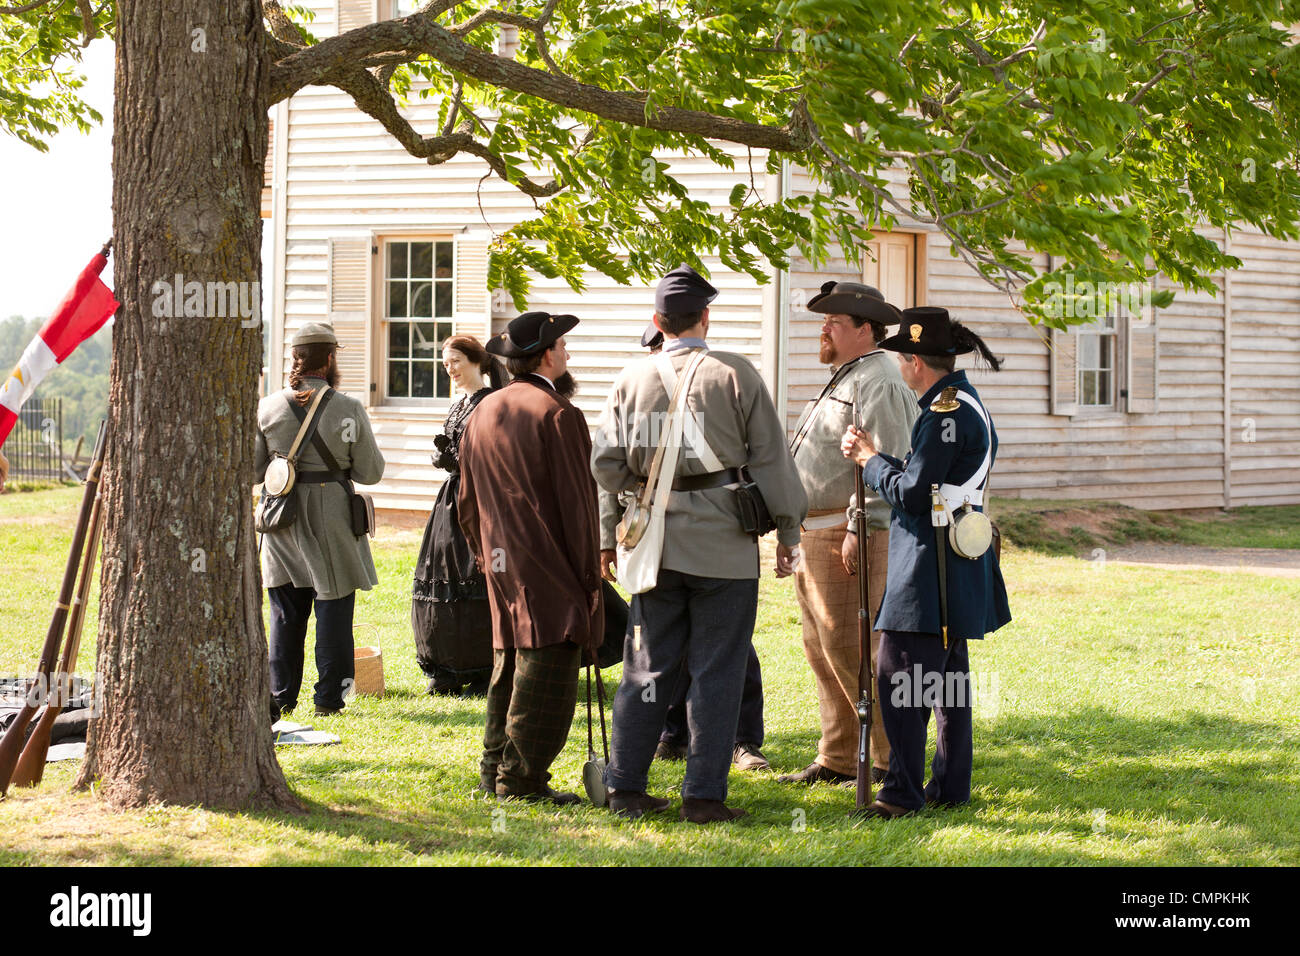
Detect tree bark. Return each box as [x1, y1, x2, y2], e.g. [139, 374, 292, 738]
[74, 0, 299, 811]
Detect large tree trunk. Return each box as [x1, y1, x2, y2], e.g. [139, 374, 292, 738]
[75, 0, 298, 810]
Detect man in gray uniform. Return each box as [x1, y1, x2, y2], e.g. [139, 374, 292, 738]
[778, 282, 917, 786]
[256, 322, 385, 719]
[593, 264, 807, 823]
[599, 323, 770, 772]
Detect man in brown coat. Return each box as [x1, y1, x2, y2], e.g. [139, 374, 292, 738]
[458, 311, 603, 804]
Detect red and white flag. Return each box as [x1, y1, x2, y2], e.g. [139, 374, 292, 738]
[0, 252, 118, 448]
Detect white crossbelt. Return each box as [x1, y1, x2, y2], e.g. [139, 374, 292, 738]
[653, 352, 726, 473]
[938, 391, 992, 510]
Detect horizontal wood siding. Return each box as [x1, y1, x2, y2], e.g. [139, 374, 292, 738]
[1228, 226, 1300, 507]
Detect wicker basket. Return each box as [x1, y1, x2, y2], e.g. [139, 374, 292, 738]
[353, 645, 385, 697]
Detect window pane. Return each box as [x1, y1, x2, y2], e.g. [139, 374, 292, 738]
[434, 281, 453, 317]
[410, 281, 432, 317]
[1080, 370, 1096, 406]
[1098, 335, 1113, 372]
[388, 242, 407, 279]
[1078, 333, 1099, 369]
[388, 321, 409, 359]
[411, 242, 433, 279]
[412, 361, 436, 398]
[436, 363, 451, 398]
[435, 242, 453, 277]
[412, 322, 441, 356]
[387, 281, 407, 318]
[1097, 370, 1112, 405]
[388, 361, 409, 398]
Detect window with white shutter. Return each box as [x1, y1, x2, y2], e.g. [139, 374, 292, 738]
[1047, 258, 1159, 416]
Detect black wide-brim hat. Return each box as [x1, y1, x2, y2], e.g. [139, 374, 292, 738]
[878, 306, 973, 356]
[487, 311, 579, 358]
[807, 281, 902, 326]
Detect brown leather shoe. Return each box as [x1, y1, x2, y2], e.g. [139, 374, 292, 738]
[732, 742, 771, 772]
[608, 789, 671, 819]
[654, 740, 688, 761]
[680, 798, 748, 823]
[776, 762, 854, 785]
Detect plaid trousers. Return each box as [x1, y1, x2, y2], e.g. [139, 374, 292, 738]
[793, 523, 891, 776]
[481, 642, 581, 795]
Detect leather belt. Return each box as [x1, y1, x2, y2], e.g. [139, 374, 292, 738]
[672, 467, 741, 492]
[295, 470, 351, 484]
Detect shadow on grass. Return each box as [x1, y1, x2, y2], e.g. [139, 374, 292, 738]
[180, 705, 1299, 866]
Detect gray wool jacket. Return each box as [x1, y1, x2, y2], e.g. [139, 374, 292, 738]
[254, 377, 385, 600]
[592, 345, 807, 579]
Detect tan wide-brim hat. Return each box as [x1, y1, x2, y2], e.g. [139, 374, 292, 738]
[807, 281, 902, 326]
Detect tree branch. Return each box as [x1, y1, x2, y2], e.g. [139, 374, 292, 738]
[0, 0, 58, 13]
[268, 15, 808, 152]
[327, 65, 562, 196]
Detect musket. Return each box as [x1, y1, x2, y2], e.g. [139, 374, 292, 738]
[11, 454, 106, 787]
[853, 403, 875, 811]
[0, 421, 106, 795]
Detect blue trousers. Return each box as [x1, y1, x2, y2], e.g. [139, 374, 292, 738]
[606, 570, 758, 802]
[875, 629, 973, 811]
[268, 584, 355, 712]
[660, 641, 764, 747]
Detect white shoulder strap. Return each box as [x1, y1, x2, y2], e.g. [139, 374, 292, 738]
[937, 391, 993, 509]
[652, 352, 724, 472]
[648, 350, 710, 515]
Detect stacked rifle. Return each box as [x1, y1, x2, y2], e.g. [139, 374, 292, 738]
[0, 421, 107, 795]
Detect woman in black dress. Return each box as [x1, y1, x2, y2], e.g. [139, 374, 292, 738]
[411, 334, 504, 695]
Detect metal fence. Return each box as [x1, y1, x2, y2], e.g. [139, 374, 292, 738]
[5, 397, 65, 482]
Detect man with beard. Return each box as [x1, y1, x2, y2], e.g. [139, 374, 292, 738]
[458, 311, 603, 804]
[777, 283, 917, 787]
[593, 264, 806, 823]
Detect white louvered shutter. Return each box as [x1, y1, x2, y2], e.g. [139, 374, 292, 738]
[328, 237, 373, 401]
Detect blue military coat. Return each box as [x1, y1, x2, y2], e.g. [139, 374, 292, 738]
[862, 371, 1012, 641]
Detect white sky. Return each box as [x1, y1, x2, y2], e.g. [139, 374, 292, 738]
[0, 39, 114, 320]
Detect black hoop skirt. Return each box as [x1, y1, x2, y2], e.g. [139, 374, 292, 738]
[411, 471, 493, 689]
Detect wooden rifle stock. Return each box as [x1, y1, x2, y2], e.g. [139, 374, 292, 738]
[0, 421, 106, 795]
[11, 467, 106, 787]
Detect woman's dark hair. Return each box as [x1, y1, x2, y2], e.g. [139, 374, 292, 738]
[444, 333, 505, 389]
[289, 343, 338, 405]
[919, 322, 1003, 374]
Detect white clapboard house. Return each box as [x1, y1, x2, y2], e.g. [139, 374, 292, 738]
[262, 1, 1300, 514]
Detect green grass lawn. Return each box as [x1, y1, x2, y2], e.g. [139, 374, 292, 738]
[1, 488, 1298, 865]
[994, 497, 1300, 554]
